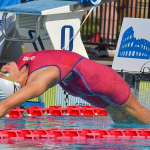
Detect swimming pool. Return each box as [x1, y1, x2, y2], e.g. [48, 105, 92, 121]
[1, 115, 150, 149]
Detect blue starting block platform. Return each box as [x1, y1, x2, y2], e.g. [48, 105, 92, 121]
[0, 0, 80, 15]
[0, 0, 113, 15]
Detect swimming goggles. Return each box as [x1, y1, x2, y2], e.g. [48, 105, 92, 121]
[0, 69, 18, 93]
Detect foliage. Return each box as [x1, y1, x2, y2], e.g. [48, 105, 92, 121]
[80, 23, 100, 40]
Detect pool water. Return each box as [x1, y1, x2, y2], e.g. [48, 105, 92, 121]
[0, 116, 150, 149]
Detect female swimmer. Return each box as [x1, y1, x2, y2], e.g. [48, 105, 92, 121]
[0, 50, 150, 124]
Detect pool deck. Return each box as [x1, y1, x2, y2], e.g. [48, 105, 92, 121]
[85, 46, 115, 66]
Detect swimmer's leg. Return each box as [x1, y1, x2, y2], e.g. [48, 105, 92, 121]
[122, 92, 150, 124]
[95, 65, 150, 124]
[78, 60, 150, 124]
[105, 91, 150, 124]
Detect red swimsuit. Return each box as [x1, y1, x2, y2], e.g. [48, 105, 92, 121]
[17, 50, 130, 108]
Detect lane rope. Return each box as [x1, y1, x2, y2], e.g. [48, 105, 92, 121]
[5, 106, 109, 117]
[0, 128, 149, 139]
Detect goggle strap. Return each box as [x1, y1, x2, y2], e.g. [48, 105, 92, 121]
[8, 74, 15, 85]
[0, 69, 15, 85]
[1, 69, 18, 93]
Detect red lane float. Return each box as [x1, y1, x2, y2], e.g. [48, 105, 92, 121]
[5, 106, 25, 117]
[25, 106, 47, 116]
[0, 128, 150, 139]
[6, 106, 109, 117]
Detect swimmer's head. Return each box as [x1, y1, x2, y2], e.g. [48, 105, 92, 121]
[0, 68, 21, 102]
[0, 78, 21, 101]
[1, 62, 20, 82]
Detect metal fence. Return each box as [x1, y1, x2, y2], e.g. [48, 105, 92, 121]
[81, 0, 150, 48]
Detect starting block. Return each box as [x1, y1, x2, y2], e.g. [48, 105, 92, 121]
[0, 0, 113, 57]
[0, 0, 93, 57]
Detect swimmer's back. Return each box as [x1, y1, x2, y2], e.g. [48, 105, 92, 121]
[17, 50, 85, 80]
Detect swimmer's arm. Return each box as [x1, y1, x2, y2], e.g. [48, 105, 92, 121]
[0, 70, 60, 118]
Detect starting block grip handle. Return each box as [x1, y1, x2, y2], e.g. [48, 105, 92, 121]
[2, 13, 42, 43]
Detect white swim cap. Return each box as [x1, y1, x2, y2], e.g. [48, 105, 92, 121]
[0, 78, 21, 102]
